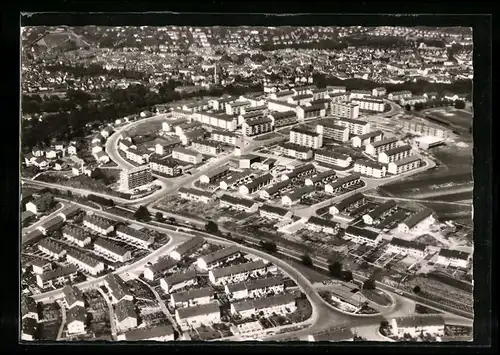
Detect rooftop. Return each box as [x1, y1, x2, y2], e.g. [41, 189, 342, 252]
[210, 260, 266, 279]
[176, 302, 220, 320]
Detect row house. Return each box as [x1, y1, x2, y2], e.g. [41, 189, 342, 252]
[289, 127, 323, 149]
[365, 137, 399, 156]
[305, 216, 340, 235]
[37, 216, 64, 235]
[351, 97, 385, 112]
[192, 139, 222, 156]
[363, 200, 398, 225]
[436, 249, 471, 269]
[278, 142, 313, 160]
[211, 130, 238, 146]
[350, 90, 372, 100]
[387, 238, 428, 258]
[378, 145, 413, 164]
[239, 173, 273, 195]
[169, 236, 205, 261]
[388, 90, 412, 101]
[225, 276, 285, 301]
[335, 117, 370, 136]
[220, 170, 256, 191]
[170, 287, 214, 309]
[305, 170, 337, 187]
[260, 179, 293, 200]
[388, 155, 422, 175]
[191, 112, 238, 131]
[324, 173, 362, 194]
[243, 116, 273, 136]
[161, 270, 198, 294]
[269, 90, 295, 101]
[66, 250, 105, 275]
[37, 239, 66, 260]
[94, 238, 131, 263]
[231, 293, 296, 319]
[62, 225, 92, 248]
[397, 208, 434, 233]
[208, 260, 267, 285]
[199, 165, 230, 184]
[296, 104, 327, 121]
[287, 93, 314, 106]
[259, 204, 293, 220]
[268, 110, 298, 128]
[57, 204, 80, 222]
[104, 273, 134, 304]
[314, 149, 352, 168]
[175, 302, 221, 331]
[36, 266, 78, 289]
[316, 120, 350, 142]
[329, 192, 366, 216]
[149, 157, 183, 177]
[171, 146, 203, 165]
[219, 194, 259, 213]
[344, 226, 382, 247]
[267, 99, 298, 113]
[351, 130, 384, 148]
[197, 246, 241, 271]
[115, 225, 154, 249]
[401, 95, 427, 106]
[331, 102, 360, 119]
[353, 159, 388, 178]
[143, 257, 177, 281]
[282, 185, 315, 206]
[327, 86, 347, 94]
[83, 214, 114, 235]
[401, 121, 452, 139]
[282, 163, 316, 182]
[178, 187, 214, 204]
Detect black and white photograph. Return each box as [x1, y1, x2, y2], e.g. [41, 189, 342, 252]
[19, 18, 479, 343]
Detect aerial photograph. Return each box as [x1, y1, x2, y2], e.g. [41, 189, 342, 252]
[20, 24, 473, 342]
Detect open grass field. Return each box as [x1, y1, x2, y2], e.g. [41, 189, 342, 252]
[425, 108, 472, 132]
[128, 121, 163, 136]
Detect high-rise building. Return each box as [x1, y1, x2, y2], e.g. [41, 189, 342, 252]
[120, 165, 152, 191]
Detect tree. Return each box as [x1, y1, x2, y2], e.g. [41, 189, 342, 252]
[134, 205, 151, 222]
[301, 254, 313, 267]
[155, 212, 164, 222]
[363, 279, 376, 290]
[328, 261, 343, 278]
[66, 190, 73, 198]
[342, 270, 353, 282]
[205, 220, 219, 234]
[168, 217, 176, 225]
[413, 285, 421, 294]
[259, 241, 277, 253]
[405, 104, 412, 111]
[414, 102, 424, 111]
[454, 100, 466, 109]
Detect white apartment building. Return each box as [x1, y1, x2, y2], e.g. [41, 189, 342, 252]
[211, 130, 238, 145]
[365, 137, 399, 156]
[314, 149, 352, 168]
[289, 127, 323, 149]
[378, 145, 413, 164]
[191, 112, 238, 131]
[372, 87, 387, 97]
[331, 102, 360, 119]
[316, 120, 350, 142]
[353, 159, 387, 178]
[351, 97, 385, 112]
[192, 139, 221, 156]
[335, 117, 370, 135]
[350, 90, 372, 99]
[388, 90, 412, 101]
[351, 130, 384, 148]
[172, 147, 203, 164]
[160, 270, 198, 294]
[279, 142, 314, 160]
[178, 187, 213, 204]
[66, 306, 86, 335]
[388, 155, 422, 175]
[119, 165, 152, 191]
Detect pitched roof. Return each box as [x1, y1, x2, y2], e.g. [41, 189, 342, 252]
[115, 299, 137, 322]
[171, 236, 205, 257]
[284, 185, 315, 202]
[21, 295, 38, 317]
[355, 130, 384, 141]
[242, 173, 273, 190]
[365, 200, 397, 220]
[370, 137, 399, 148]
[326, 173, 361, 190]
[306, 216, 339, 229]
[62, 285, 84, 307]
[171, 287, 214, 303]
[199, 246, 240, 265]
[315, 149, 351, 161]
[176, 302, 220, 320]
[178, 187, 213, 199]
[438, 248, 470, 261]
[94, 238, 129, 257]
[394, 315, 445, 328]
[390, 237, 426, 251]
[22, 317, 38, 336]
[354, 159, 386, 170]
[116, 225, 152, 243]
[260, 204, 290, 216]
[345, 226, 380, 241]
[66, 305, 86, 324]
[401, 208, 434, 228]
[105, 273, 132, 301]
[264, 179, 293, 195]
[220, 194, 255, 208]
[146, 257, 177, 274]
[383, 144, 412, 156]
[391, 155, 421, 167]
[332, 192, 365, 212]
[164, 270, 197, 286]
[39, 266, 78, 282]
[123, 325, 174, 341]
[210, 260, 266, 279]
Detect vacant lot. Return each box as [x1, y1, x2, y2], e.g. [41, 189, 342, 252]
[128, 121, 163, 136]
[425, 108, 472, 134]
[157, 196, 222, 221]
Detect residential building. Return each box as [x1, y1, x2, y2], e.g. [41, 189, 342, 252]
[125, 147, 151, 165]
[115, 299, 138, 330]
[305, 216, 340, 235]
[169, 236, 205, 261]
[226, 100, 252, 115]
[66, 306, 86, 335]
[387, 238, 427, 258]
[149, 156, 182, 177]
[378, 145, 413, 164]
[143, 257, 177, 281]
[268, 110, 298, 128]
[391, 315, 445, 337]
[259, 204, 293, 219]
[296, 104, 326, 121]
[288, 93, 314, 106]
[351, 97, 385, 112]
[161, 270, 198, 294]
[119, 139, 133, 151]
[94, 238, 131, 263]
[199, 165, 230, 184]
[119, 165, 152, 191]
[37, 216, 64, 235]
[210, 96, 235, 111]
[305, 170, 337, 187]
[260, 179, 293, 199]
[25, 193, 54, 214]
[243, 116, 273, 136]
[239, 173, 273, 195]
[412, 136, 444, 150]
[315, 149, 352, 168]
[401, 95, 427, 106]
[197, 246, 241, 271]
[211, 130, 238, 146]
[225, 276, 284, 301]
[94, 151, 110, 164]
[365, 137, 399, 156]
[36, 266, 78, 289]
[37, 239, 66, 259]
[155, 137, 182, 155]
[57, 204, 80, 222]
[219, 194, 258, 212]
[267, 99, 298, 113]
[282, 185, 315, 206]
[329, 193, 365, 216]
[289, 126, 323, 149]
[62, 226, 92, 248]
[308, 327, 355, 342]
[282, 163, 316, 182]
[191, 112, 238, 131]
[327, 86, 347, 94]
[208, 260, 267, 285]
[344, 226, 382, 246]
[83, 214, 114, 235]
[316, 120, 350, 142]
[401, 120, 452, 139]
[278, 142, 314, 160]
[335, 117, 370, 135]
[170, 287, 214, 309]
[353, 159, 387, 178]
[66, 250, 105, 275]
[119, 325, 175, 341]
[331, 102, 360, 119]
[104, 274, 133, 304]
[62, 285, 85, 310]
[324, 173, 362, 194]
[436, 249, 471, 268]
[350, 90, 372, 99]
[388, 90, 412, 101]
[178, 187, 214, 204]
[388, 155, 422, 175]
[231, 294, 296, 318]
[115, 225, 154, 249]
[372, 87, 387, 97]
[29, 258, 51, 275]
[192, 139, 222, 156]
[237, 154, 261, 169]
[21, 295, 39, 321]
[220, 170, 256, 190]
[21, 317, 38, 341]
[363, 200, 398, 225]
[351, 130, 384, 148]
[398, 208, 435, 233]
[172, 147, 203, 164]
[270, 90, 295, 101]
[175, 302, 221, 331]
